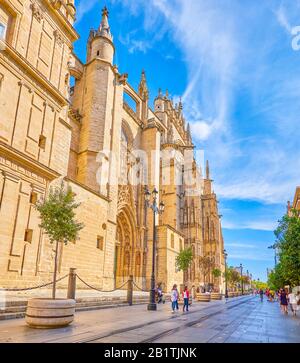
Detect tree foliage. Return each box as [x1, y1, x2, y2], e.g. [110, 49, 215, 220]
[212, 268, 222, 278]
[176, 247, 193, 272]
[35, 182, 84, 299]
[252, 280, 268, 290]
[36, 182, 84, 245]
[269, 209, 300, 289]
[224, 267, 240, 288]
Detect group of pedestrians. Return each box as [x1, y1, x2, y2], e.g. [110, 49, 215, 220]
[256, 287, 300, 317]
[278, 288, 300, 316]
[171, 284, 190, 313]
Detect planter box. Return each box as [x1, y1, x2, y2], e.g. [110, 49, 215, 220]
[196, 293, 211, 302]
[25, 299, 76, 329]
[211, 293, 222, 300]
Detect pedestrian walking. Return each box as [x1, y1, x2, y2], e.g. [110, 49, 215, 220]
[175, 286, 180, 311]
[182, 286, 190, 312]
[288, 290, 299, 316]
[280, 288, 288, 314]
[259, 289, 264, 302]
[171, 284, 178, 313]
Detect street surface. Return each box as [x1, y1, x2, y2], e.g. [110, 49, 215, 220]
[0, 295, 299, 343]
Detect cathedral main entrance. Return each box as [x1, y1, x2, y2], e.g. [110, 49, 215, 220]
[115, 207, 141, 288]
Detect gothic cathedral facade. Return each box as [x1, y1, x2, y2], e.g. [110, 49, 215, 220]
[0, 1, 225, 293]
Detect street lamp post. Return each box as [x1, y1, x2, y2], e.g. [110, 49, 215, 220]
[145, 188, 165, 311]
[240, 263, 244, 295]
[224, 249, 228, 299]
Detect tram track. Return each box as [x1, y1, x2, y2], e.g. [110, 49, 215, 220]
[142, 296, 256, 343]
[77, 296, 256, 343]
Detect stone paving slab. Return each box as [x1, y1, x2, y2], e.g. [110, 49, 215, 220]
[0, 297, 241, 343]
[0, 296, 298, 343]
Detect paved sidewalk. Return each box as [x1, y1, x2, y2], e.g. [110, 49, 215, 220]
[0, 296, 298, 343]
[155, 296, 300, 343]
[0, 296, 251, 343]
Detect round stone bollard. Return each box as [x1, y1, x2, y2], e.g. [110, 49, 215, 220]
[196, 293, 211, 302]
[25, 298, 76, 329]
[211, 292, 222, 300]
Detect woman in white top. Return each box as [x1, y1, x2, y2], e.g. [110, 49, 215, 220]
[288, 291, 299, 316]
[171, 284, 178, 313]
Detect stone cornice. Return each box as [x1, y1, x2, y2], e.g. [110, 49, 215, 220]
[144, 118, 164, 133]
[0, 141, 60, 181]
[44, 0, 79, 42]
[59, 117, 72, 131]
[158, 224, 186, 239]
[65, 177, 111, 203]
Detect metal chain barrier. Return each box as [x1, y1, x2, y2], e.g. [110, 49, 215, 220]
[76, 274, 129, 293]
[0, 274, 69, 292]
[132, 281, 150, 293]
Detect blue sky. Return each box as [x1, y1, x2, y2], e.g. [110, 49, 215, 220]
[74, 0, 300, 281]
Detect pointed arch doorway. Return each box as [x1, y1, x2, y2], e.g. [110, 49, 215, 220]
[115, 207, 141, 288]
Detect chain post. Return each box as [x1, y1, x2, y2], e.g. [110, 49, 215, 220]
[127, 275, 133, 306]
[67, 268, 77, 300]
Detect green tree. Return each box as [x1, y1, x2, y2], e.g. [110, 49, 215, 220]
[225, 267, 240, 289]
[267, 265, 286, 291]
[212, 268, 222, 279]
[35, 182, 84, 299]
[252, 280, 268, 290]
[273, 209, 300, 287]
[176, 247, 193, 272]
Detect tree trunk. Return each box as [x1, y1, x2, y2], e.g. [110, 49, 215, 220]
[52, 240, 59, 300]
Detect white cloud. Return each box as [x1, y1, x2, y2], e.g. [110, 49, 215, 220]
[222, 219, 277, 232]
[275, 5, 292, 33]
[119, 32, 151, 54]
[76, 0, 99, 23]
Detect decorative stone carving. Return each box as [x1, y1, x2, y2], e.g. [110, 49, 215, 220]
[31, 2, 44, 23]
[51, 0, 62, 10]
[54, 30, 64, 47]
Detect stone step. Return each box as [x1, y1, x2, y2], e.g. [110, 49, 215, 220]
[0, 305, 27, 314]
[0, 312, 26, 321]
[0, 297, 149, 321]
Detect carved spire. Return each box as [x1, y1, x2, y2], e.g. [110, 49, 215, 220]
[97, 6, 112, 40]
[138, 70, 149, 100]
[178, 97, 183, 112]
[186, 123, 192, 145]
[206, 160, 210, 180]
